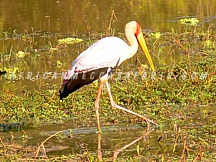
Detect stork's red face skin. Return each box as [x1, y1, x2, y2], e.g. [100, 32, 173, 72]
[135, 23, 142, 37]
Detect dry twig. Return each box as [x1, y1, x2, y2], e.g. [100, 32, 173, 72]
[34, 130, 66, 159]
[107, 10, 118, 36]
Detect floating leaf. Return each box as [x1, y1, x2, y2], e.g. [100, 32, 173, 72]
[57, 37, 83, 45]
[50, 47, 58, 51]
[57, 60, 62, 68]
[178, 18, 199, 26]
[16, 51, 25, 58]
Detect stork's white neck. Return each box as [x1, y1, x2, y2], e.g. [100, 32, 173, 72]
[125, 21, 139, 58]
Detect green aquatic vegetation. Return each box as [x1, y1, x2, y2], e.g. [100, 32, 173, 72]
[178, 18, 199, 26]
[0, 59, 215, 126]
[57, 37, 83, 45]
[149, 32, 162, 39]
[2, 66, 20, 80]
[204, 39, 215, 50]
[56, 60, 63, 68]
[15, 51, 26, 58]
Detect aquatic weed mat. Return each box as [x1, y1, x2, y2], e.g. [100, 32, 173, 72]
[0, 58, 215, 161]
[0, 58, 215, 125]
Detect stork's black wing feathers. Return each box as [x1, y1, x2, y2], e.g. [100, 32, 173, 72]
[59, 58, 120, 100]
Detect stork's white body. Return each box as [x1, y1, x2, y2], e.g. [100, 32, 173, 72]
[64, 36, 132, 80]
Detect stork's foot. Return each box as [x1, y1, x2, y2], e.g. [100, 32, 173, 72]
[111, 102, 157, 126]
[141, 115, 158, 126]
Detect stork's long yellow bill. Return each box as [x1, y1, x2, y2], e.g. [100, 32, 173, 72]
[137, 32, 155, 71]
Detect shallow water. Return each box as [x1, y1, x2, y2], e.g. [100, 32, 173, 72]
[1, 104, 215, 160]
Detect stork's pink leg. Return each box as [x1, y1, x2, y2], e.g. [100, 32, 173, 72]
[105, 82, 156, 125]
[95, 81, 105, 131]
[95, 81, 105, 161]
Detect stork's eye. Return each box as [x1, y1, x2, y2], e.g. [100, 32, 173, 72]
[138, 26, 141, 31]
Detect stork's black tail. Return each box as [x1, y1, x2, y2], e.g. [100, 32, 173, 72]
[59, 59, 120, 100]
[59, 67, 109, 100]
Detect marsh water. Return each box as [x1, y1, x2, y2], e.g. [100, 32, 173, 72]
[0, 0, 216, 161]
[1, 0, 216, 92]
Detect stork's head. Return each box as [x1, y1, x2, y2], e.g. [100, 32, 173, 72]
[126, 21, 155, 71]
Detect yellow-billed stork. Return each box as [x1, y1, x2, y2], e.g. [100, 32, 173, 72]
[59, 21, 156, 130]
